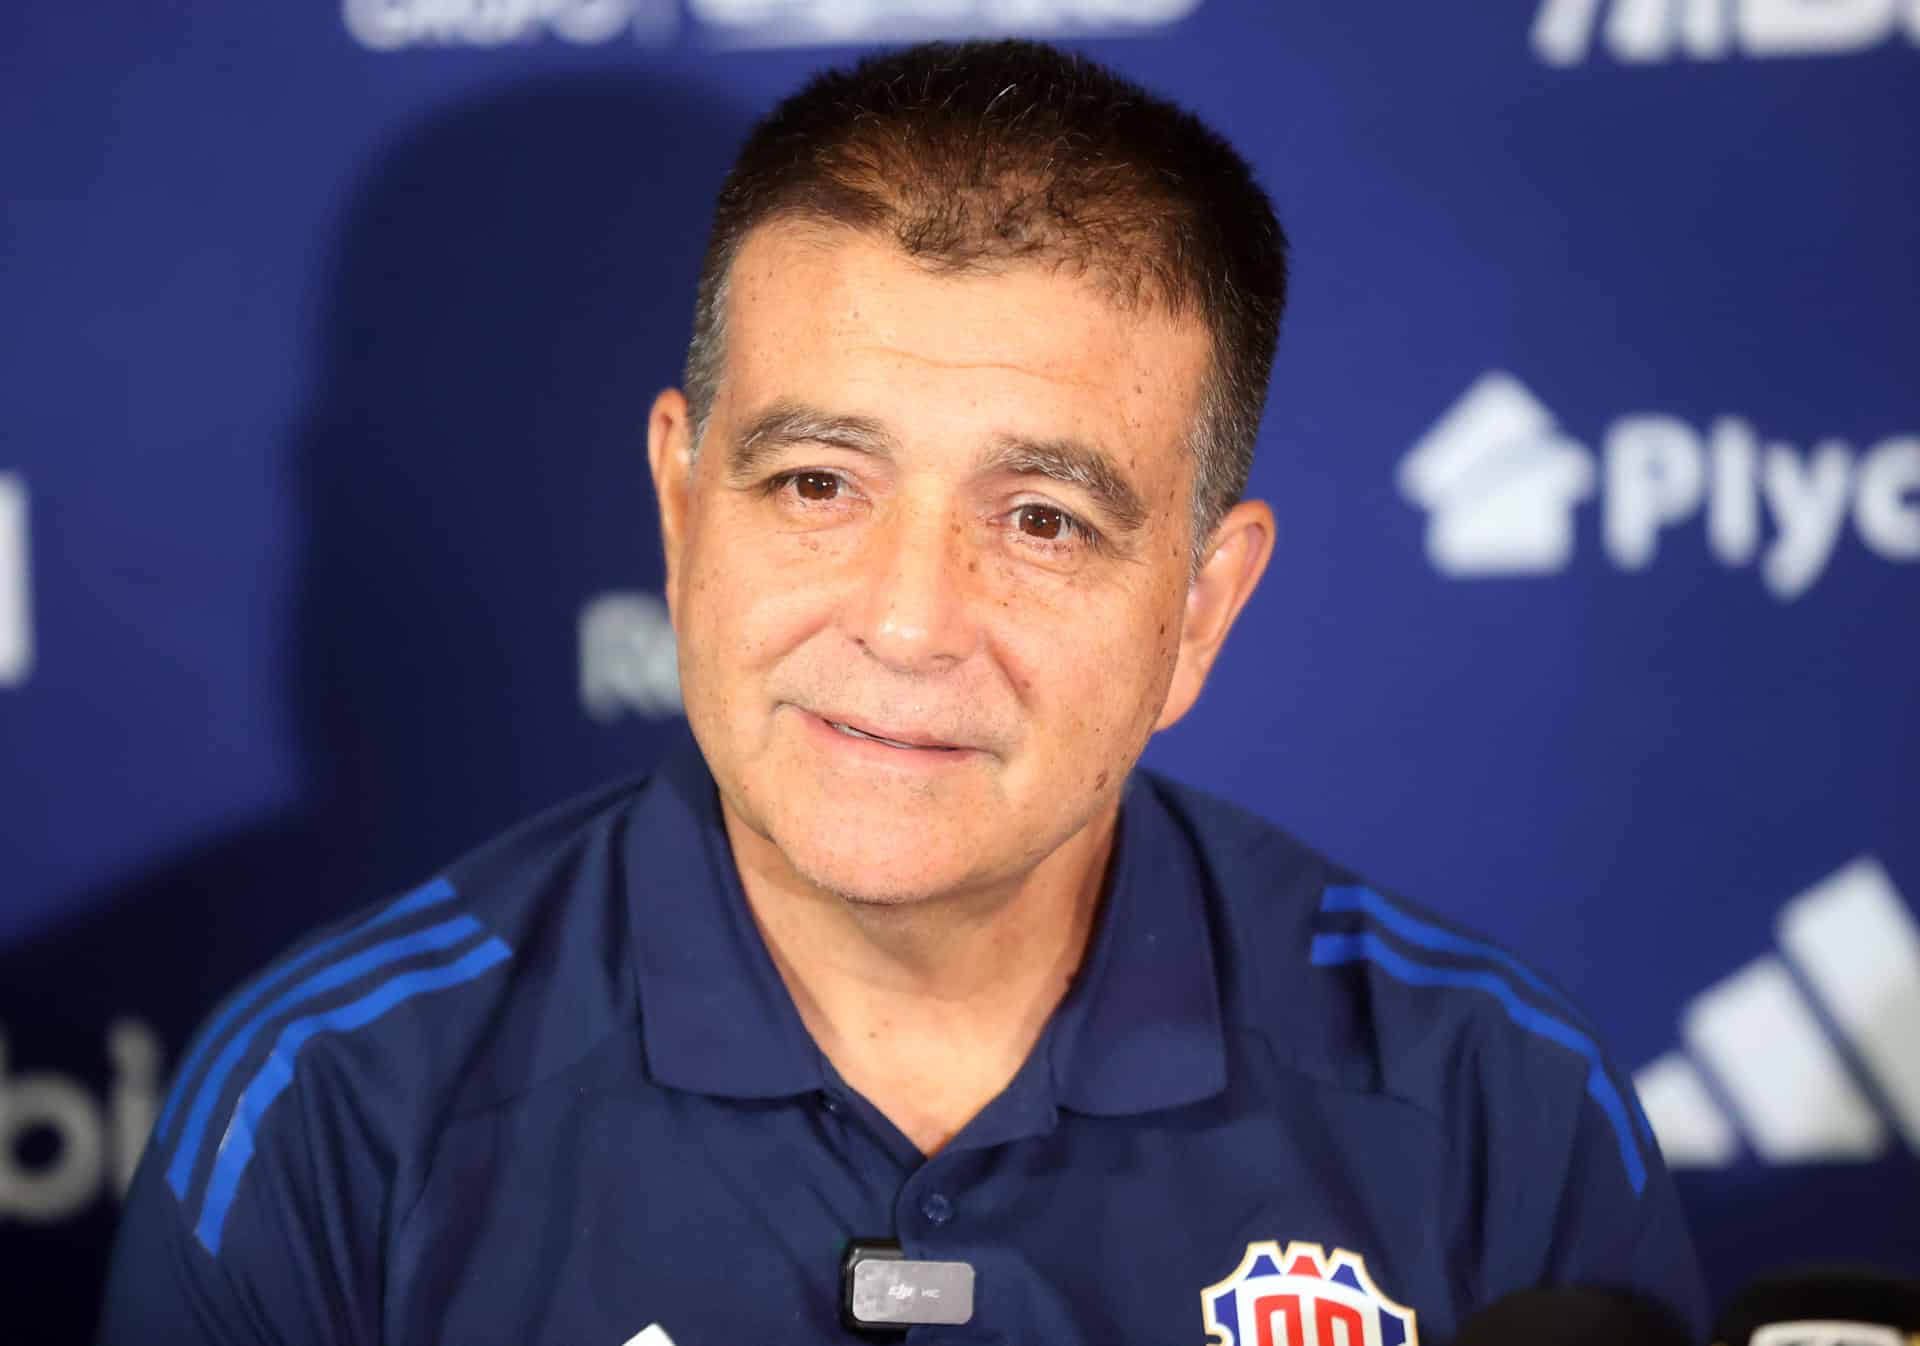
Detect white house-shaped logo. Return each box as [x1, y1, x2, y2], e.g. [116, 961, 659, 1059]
[1396, 372, 1595, 578]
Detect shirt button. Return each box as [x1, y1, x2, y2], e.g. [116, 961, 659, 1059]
[920, 1192, 953, 1225]
[820, 1093, 842, 1114]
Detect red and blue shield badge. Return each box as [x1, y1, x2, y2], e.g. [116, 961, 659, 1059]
[1201, 1240, 1419, 1346]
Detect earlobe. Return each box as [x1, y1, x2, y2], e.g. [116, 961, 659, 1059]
[1153, 499, 1276, 731]
[647, 388, 695, 622]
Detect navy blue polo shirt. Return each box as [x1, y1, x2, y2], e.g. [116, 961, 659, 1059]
[101, 733, 1707, 1345]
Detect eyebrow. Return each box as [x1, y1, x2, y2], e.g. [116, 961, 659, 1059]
[980, 435, 1148, 534]
[729, 400, 896, 478]
[727, 398, 1150, 534]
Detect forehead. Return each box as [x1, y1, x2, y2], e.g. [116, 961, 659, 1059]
[717, 223, 1213, 476]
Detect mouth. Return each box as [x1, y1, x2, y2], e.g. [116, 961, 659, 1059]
[807, 709, 967, 754]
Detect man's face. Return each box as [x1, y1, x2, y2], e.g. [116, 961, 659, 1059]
[652, 222, 1238, 907]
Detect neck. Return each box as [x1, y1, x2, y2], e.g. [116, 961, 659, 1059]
[720, 802, 1118, 1154]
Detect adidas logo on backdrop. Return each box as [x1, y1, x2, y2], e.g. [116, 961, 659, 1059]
[1533, 0, 1920, 65]
[1634, 857, 1920, 1167]
[1398, 372, 1920, 599]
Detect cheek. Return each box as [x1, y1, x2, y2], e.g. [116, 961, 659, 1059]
[680, 516, 851, 656]
[992, 576, 1184, 740]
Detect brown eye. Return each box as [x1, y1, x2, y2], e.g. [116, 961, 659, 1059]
[793, 472, 840, 501]
[1016, 505, 1068, 540]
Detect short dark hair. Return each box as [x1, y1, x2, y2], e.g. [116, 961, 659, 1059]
[683, 39, 1288, 566]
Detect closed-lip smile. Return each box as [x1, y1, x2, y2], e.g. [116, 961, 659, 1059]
[805, 708, 966, 753]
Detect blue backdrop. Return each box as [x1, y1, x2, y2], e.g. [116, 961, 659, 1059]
[3, 3, 1916, 1339]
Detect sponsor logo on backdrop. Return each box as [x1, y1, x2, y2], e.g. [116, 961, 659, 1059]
[1533, 0, 1920, 65]
[687, 0, 1202, 47]
[580, 591, 682, 720]
[620, 1328, 679, 1346]
[1399, 371, 1920, 599]
[344, 0, 1201, 50]
[0, 473, 29, 688]
[344, 0, 678, 48]
[1634, 857, 1920, 1167]
[0, 1022, 161, 1222]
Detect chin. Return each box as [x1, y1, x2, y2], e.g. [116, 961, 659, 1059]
[782, 835, 980, 909]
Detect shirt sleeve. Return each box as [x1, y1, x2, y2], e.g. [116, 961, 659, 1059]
[96, 1148, 285, 1346]
[1535, 1079, 1713, 1339]
[97, 1055, 386, 1346]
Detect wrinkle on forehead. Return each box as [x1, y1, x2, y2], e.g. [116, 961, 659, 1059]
[843, 344, 1111, 394]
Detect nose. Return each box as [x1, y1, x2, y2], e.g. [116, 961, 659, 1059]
[844, 497, 981, 672]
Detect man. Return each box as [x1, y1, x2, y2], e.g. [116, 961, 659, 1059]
[102, 40, 1706, 1345]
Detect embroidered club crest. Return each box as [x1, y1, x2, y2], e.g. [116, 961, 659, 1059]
[1201, 1240, 1419, 1346]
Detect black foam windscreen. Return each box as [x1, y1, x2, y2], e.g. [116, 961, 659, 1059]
[1454, 1286, 1697, 1345]
[1713, 1267, 1920, 1346]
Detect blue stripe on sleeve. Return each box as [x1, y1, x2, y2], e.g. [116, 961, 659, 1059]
[193, 936, 512, 1255]
[1319, 885, 1586, 1024]
[1309, 930, 1647, 1196]
[156, 877, 456, 1143]
[165, 914, 482, 1199]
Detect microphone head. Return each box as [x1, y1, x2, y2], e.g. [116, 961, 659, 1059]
[1713, 1267, 1920, 1346]
[1454, 1286, 1697, 1345]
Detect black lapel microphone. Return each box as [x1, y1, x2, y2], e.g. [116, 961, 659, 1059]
[1713, 1267, 1920, 1346]
[1453, 1285, 1698, 1345]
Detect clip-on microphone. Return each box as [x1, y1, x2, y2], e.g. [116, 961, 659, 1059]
[841, 1239, 976, 1336]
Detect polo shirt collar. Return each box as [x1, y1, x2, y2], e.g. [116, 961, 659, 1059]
[1045, 771, 1228, 1115]
[627, 730, 1227, 1115]
[629, 728, 825, 1099]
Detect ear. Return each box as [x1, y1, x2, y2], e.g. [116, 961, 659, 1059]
[1154, 498, 1275, 731]
[647, 387, 697, 626]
